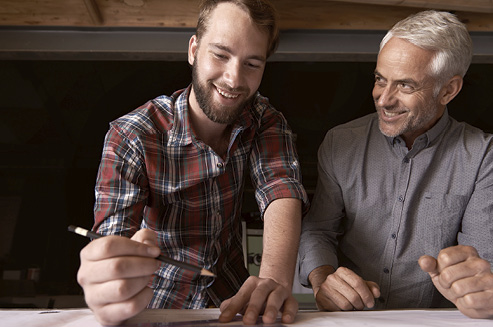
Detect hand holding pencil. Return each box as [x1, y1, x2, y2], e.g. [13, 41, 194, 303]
[69, 226, 214, 277]
[72, 226, 212, 326]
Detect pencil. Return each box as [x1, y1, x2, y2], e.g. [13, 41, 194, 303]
[68, 225, 215, 277]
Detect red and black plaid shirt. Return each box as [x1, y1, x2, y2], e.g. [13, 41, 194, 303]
[93, 86, 308, 309]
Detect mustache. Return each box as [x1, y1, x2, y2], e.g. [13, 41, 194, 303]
[214, 82, 248, 94]
[375, 104, 408, 113]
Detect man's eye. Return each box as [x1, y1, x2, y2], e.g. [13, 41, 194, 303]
[213, 53, 227, 59]
[246, 62, 261, 69]
[400, 83, 413, 90]
[374, 76, 385, 85]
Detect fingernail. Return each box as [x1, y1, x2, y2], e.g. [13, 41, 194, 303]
[264, 311, 275, 320]
[283, 313, 293, 323]
[245, 311, 256, 322]
[218, 312, 228, 323]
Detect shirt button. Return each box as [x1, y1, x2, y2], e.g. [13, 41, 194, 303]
[383, 267, 390, 274]
[391, 233, 397, 239]
[398, 195, 404, 202]
[216, 162, 223, 168]
[403, 158, 410, 163]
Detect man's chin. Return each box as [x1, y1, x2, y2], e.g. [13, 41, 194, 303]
[378, 122, 401, 138]
[205, 106, 243, 125]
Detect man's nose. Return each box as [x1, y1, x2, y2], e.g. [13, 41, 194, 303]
[223, 60, 242, 89]
[375, 85, 397, 107]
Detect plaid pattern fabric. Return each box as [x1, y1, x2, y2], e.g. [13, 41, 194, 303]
[93, 86, 308, 308]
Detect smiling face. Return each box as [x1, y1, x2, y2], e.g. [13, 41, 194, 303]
[188, 2, 269, 125]
[373, 37, 446, 147]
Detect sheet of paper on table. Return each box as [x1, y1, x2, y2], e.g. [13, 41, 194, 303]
[2, 308, 493, 327]
[124, 308, 493, 327]
[1, 309, 97, 327]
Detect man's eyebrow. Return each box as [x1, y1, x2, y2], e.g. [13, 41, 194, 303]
[210, 43, 232, 53]
[396, 78, 417, 86]
[209, 43, 266, 62]
[373, 70, 385, 79]
[374, 70, 417, 85]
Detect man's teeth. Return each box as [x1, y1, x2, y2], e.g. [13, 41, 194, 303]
[217, 88, 239, 99]
[383, 110, 403, 117]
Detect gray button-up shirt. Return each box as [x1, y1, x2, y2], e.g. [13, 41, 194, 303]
[299, 110, 493, 309]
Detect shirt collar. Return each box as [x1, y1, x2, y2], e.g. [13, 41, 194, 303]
[167, 85, 256, 147]
[167, 85, 193, 146]
[425, 108, 449, 146]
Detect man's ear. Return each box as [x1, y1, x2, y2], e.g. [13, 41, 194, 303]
[188, 35, 198, 66]
[439, 75, 463, 106]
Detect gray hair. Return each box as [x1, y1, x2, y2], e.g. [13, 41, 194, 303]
[380, 10, 473, 85]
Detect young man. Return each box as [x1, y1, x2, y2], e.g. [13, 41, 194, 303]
[299, 10, 493, 319]
[77, 1, 308, 325]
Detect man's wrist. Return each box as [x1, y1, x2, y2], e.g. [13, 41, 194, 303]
[308, 265, 335, 290]
[258, 271, 292, 290]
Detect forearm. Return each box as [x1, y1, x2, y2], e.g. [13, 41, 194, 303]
[259, 198, 302, 289]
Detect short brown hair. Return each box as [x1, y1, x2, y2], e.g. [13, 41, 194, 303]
[196, 0, 279, 58]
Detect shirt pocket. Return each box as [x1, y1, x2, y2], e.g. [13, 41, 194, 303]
[420, 192, 469, 253]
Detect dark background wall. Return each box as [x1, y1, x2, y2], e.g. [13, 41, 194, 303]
[1, 59, 492, 298]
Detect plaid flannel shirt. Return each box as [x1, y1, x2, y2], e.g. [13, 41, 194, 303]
[93, 86, 308, 309]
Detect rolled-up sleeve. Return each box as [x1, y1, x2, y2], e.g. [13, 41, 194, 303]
[248, 103, 309, 217]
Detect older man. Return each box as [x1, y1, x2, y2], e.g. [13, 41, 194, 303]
[299, 10, 493, 319]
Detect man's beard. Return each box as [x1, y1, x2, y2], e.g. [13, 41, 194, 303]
[191, 59, 255, 125]
[376, 101, 439, 139]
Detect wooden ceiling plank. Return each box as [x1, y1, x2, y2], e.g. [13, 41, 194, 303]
[95, 0, 199, 27]
[272, 0, 493, 31]
[83, 0, 104, 25]
[0, 0, 492, 31]
[329, 0, 493, 14]
[0, 0, 94, 26]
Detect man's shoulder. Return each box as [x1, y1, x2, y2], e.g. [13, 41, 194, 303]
[334, 112, 376, 128]
[243, 92, 287, 131]
[249, 92, 279, 117]
[319, 113, 380, 158]
[447, 117, 493, 147]
[111, 92, 182, 137]
[329, 113, 378, 137]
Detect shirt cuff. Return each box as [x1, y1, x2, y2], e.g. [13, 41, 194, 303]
[298, 249, 338, 287]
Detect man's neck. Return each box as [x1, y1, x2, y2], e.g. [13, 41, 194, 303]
[188, 90, 232, 159]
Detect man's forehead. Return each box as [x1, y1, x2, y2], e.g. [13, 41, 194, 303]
[377, 39, 434, 78]
[199, 3, 269, 59]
